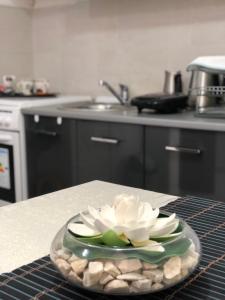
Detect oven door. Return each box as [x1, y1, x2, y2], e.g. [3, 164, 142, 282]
[0, 131, 22, 203]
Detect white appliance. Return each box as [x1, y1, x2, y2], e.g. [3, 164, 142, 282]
[0, 96, 90, 205]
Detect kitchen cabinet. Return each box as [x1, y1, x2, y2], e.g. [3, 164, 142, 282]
[24, 113, 225, 202]
[145, 126, 222, 200]
[76, 120, 144, 188]
[25, 116, 75, 198]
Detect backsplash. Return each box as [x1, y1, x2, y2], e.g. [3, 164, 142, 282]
[31, 0, 225, 96]
[0, 7, 32, 81]
[1, 0, 225, 97]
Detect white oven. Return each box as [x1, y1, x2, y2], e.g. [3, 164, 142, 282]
[0, 96, 88, 204]
[0, 130, 22, 203]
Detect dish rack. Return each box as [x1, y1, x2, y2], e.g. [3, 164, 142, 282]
[189, 86, 225, 97]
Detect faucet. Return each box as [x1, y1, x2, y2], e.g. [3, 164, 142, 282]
[99, 80, 129, 105]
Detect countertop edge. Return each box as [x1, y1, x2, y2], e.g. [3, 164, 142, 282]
[22, 106, 225, 132]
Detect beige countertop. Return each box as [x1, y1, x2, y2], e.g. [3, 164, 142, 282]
[0, 181, 178, 274]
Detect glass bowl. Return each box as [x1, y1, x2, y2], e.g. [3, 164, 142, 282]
[50, 211, 201, 295]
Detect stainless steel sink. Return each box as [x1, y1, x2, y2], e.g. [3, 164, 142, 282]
[58, 101, 135, 112]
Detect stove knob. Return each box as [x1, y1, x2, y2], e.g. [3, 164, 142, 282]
[4, 117, 11, 127]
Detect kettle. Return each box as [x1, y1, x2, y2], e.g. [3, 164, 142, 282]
[163, 70, 183, 95]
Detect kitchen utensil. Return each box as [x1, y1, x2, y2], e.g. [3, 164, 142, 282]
[2, 75, 16, 93]
[187, 56, 225, 108]
[16, 79, 33, 96]
[131, 93, 188, 113]
[163, 71, 183, 94]
[187, 70, 220, 108]
[33, 79, 49, 95]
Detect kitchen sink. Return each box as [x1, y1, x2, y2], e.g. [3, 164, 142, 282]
[58, 101, 135, 112]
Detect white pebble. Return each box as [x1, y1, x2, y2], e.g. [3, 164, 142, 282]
[55, 258, 71, 277]
[164, 274, 182, 285]
[143, 269, 163, 283]
[143, 262, 158, 270]
[68, 271, 82, 284]
[104, 279, 129, 294]
[83, 261, 104, 287]
[104, 261, 121, 277]
[181, 268, 189, 277]
[99, 272, 114, 285]
[181, 255, 197, 270]
[68, 254, 79, 263]
[56, 249, 71, 260]
[151, 282, 164, 291]
[131, 279, 152, 291]
[71, 259, 88, 275]
[116, 259, 142, 274]
[117, 272, 146, 281]
[164, 256, 181, 279]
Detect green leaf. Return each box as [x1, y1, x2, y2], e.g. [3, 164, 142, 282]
[151, 231, 182, 242]
[67, 229, 103, 245]
[102, 230, 130, 247]
[63, 231, 191, 264]
[76, 235, 104, 245]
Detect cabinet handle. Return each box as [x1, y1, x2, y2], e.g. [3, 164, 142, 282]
[165, 146, 201, 155]
[90, 136, 119, 144]
[34, 129, 58, 137]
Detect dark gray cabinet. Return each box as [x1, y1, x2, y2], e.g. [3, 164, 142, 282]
[25, 116, 75, 198]
[77, 120, 144, 188]
[145, 126, 224, 200]
[25, 114, 225, 202]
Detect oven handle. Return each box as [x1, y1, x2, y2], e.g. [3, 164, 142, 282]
[0, 135, 12, 142]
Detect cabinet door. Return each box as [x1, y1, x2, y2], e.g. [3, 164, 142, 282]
[77, 120, 144, 188]
[25, 116, 75, 198]
[214, 131, 225, 202]
[145, 127, 215, 199]
[77, 121, 111, 183]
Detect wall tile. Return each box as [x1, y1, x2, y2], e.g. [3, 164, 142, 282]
[32, 0, 225, 96]
[0, 6, 32, 80]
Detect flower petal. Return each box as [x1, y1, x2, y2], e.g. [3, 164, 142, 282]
[125, 225, 152, 242]
[88, 205, 100, 219]
[150, 219, 179, 237]
[114, 194, 139, 224]
[142, 240, 165, 252]
[68, 223, 100, 237]
[94, 218, 111, 233]
[100, 204, 116, 227]
[149, 213, 176, 231]
[80, 212, 96, 230]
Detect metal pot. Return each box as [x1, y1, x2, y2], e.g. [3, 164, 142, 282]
[188, 70, 219, 108]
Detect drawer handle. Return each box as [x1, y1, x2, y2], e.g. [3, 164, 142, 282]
[90, 136, 119, 144]
[34, 129, 58, 137]
[165, 146, 201, 155]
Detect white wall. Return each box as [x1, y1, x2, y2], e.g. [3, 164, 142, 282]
[1, 0, 225, 97]
[0, 6, 33, 81]
[31, 0, 225, 97]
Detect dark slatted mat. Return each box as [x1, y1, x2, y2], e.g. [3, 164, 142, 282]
[1, 196, 225, 300]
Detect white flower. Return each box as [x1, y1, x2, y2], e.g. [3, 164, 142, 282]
[69, 194, 179, 251]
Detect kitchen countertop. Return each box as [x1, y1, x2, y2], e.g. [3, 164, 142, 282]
[0, 180, 178, 274]
[22, 102, 225, 132]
